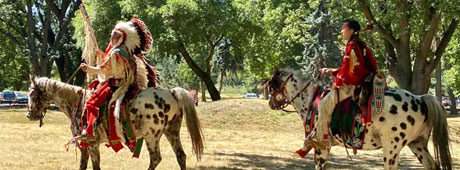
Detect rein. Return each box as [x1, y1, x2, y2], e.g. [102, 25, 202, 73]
[66, 67, 82, 84]
[272, 73, 311, 112]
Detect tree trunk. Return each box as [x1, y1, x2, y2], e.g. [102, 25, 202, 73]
[359, 1, 458, 95]
[55, 55, 70, 82]
[201, 81, 206, 102]
[435, 61, 442, 102]
[202, 74, 221, 100]
[448, 88, 457, 115]
[218, 70, 224, 93]
[178, 41, 221, 101]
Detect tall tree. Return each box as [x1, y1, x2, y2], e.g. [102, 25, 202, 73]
[1, 0, 82, 82]
[356, 0, 459, 94]
[297, 0, 340, 81]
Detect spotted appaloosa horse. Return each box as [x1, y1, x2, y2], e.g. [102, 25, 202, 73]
[267, 69, 452, 170]
[26, 77, 204, 170]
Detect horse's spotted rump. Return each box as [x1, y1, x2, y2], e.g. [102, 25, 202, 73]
[385, 91, 402, 101]
[402, 102, 408, 112]
[399, 132, 406, 139]
[146, 115, 151, 119]
[170, 90, 178, 101]
[159, 111, 164, 118]
[379, 116, 385, 122]
[390, 105, 398, 114]
[153, 114, 159, 124]
[407, 115, 415, 126]
[391, 127, 397, 131]
[131, 108, 138, 114]
[164, 104, 171, 113]
[420, 101, 428, 122]
[410, 99, 418, 112]
[164, 115, 169, 126]
[394, 137, 400, 142]
[400, 122, 407, 130]
[145, 103, 155, 109]
[402, 140, 407, 146]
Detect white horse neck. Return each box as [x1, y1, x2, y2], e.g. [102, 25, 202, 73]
[284, 76, 315, 113]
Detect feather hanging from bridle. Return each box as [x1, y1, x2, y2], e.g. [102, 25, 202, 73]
[79, 2, 100, 82]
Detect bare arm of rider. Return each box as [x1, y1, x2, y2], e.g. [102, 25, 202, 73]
[80, 49, 128, 75]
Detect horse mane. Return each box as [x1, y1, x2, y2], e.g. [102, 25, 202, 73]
[35, 77, 83, 99]
[279, 68, 309, 81]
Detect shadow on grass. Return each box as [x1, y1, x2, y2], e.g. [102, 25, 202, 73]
[187, 150, 460, 170]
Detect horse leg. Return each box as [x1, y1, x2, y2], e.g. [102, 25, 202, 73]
[164, 115, 187, 170]
[88, 145, 101, 170]
[408, 137, 436, 169]
[382, 137, 406, 170]
[313, 147, 330, 170]
[79, 148, 90, 170]
[146, 138, 162, 170]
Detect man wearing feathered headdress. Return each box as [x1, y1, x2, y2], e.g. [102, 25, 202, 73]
[79, 17, 158, 151]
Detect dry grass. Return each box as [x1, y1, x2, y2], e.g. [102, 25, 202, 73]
[0, 99, 459, 170]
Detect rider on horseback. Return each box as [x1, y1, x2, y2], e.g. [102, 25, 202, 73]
[312, 19, 378, 149]
[79, 17, 158, 151]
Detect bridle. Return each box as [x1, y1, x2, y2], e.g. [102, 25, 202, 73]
[28, 85, 49, 127]
[270, 73, 311, 112]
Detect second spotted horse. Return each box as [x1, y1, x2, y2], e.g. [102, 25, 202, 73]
[266, 69, 452, 170]
[26, 77, 204, 170]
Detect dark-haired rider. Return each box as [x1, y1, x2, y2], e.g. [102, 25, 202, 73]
[312, 19, 378, 149]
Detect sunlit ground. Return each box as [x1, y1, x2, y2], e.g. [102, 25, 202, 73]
[1, 99, 459, 170]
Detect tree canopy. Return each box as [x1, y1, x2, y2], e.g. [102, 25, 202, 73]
[0, 0, 458, 105]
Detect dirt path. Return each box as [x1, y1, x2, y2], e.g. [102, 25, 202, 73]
[0, 99, 459, 170]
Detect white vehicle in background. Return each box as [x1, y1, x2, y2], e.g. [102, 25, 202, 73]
[243, 93, 259, 99]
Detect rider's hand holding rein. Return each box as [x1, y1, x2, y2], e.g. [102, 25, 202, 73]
[80, 63, 98, 75]
[320, 68, 338, 76]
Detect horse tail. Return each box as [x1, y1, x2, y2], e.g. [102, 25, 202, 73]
[422, 95, 452, 170]
[172, 87, 204, 161]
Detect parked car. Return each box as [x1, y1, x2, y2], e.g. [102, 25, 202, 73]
[442, 98, 451, 107]
[0, 92, 3, 101]
[15, 92, 28, 104]
[243, 93, 259, 99]
[1, 90, 16, 104]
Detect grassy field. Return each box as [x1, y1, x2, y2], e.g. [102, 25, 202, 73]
[0, 99, 459, 170]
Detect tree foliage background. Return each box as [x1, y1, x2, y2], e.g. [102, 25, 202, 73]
[0, 0, 459, 104]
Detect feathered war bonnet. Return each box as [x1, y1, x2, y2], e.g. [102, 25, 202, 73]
[111, 17, 153, 55]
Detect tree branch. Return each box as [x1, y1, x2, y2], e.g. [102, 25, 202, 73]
[45, 0, 63, 21]
[417, 4, 440, 59]
[397, 0, 410, 47]
[357, 0, 398, 47]
[177, 41, 207, 77]
[427, 18, 459, 72]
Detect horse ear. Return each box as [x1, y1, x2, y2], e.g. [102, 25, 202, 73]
[29, 74, 36, 85]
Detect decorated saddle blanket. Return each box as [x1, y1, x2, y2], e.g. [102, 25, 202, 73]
[81, 81, 144, 158]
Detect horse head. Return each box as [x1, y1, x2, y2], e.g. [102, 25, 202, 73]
[267, 68, 318, 111]
[26, 76, 51, 122]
